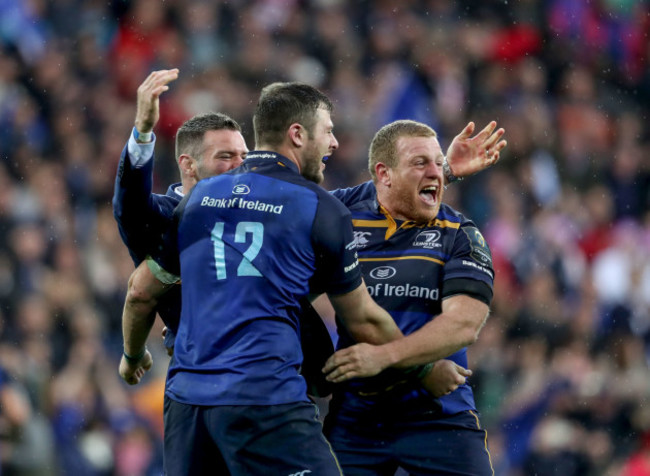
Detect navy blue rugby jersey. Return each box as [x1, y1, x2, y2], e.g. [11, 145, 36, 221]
[113, 143, 182, 265]
[331, 181, 494, 416]
[157, 152, 362, 406]
[112, 141, 183, 336]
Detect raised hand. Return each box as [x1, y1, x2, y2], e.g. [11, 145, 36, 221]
[445, 121, 506, 179]
[420, 359, 472, 397]
[134, 69, 180, 134]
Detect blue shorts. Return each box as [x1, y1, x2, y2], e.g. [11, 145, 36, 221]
[325, 406, 494, 476]
[164, 397, 343, 476]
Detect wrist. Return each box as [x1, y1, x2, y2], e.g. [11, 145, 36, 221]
[123, 347, 147, 364]
[443, 158, 463, 187]
[416, 362, 435, 380]
[133, 126, 153, 143]
[382, 340, 405, 369]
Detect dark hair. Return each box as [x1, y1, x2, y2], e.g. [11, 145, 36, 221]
[175, 112, 241, 158]
[253, 82, 333, 148]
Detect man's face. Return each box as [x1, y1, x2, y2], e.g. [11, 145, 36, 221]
[382, 135, 444, 223]
[195, 129, 248, 180]
[300, 107, 338, 184]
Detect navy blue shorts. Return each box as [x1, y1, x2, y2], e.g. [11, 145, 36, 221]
[325, 407, 494, 476]
[164, 397, 343, 476]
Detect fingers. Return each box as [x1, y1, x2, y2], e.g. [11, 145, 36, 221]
[323, 350, 355, 382]
[481, 127, 504, 151]
[474, 121, 497, 142]
[322, 347, 376, 382]
[324, 364, 355, 383]
[143, 69, 180, 87]
[457, 365, 473, 378]
[486, 139, 507, 164]
[142, 69, 179, 98]
[122, 364, 149, 385]
[456, 121, 476, 140]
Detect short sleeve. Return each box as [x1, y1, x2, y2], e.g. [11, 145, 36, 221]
[442, 224, 494, 304]
[309, 195, 362, 296]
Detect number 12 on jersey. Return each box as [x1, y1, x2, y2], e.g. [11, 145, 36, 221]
[211, 221, 263, 279]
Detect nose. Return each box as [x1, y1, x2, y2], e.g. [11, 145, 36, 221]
[231, 155, 244, 168]
[330, 133, 339, 151]
[426, 161, 443, 178]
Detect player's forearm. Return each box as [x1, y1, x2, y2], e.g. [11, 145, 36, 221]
[345, 311, 403, 345]
[381, 311, 485, 369]
[122, 299, 157, 357]
[121, 264, 169, 356]
[330, 284, 403, 345]
[361, 299, 403, 344]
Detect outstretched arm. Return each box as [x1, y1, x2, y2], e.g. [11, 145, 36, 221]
[444, 121, 507, 183]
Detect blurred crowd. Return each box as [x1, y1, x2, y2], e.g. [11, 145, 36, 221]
[0, 0, 649, 475]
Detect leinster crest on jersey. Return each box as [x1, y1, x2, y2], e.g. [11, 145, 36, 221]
[413, 230, 442, 249]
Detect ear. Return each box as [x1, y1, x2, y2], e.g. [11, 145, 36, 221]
[179, 154, 198, 182]
[375, 162, 391, 187]
[288, 123, 305, 148]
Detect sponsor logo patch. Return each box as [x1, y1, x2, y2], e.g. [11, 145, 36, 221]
[351, 231, 372, 249]
[232, 184, 250, 195]
[369, 266, 397, 280]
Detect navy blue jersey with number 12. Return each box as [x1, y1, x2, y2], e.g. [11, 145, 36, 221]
[156, 152, 362, 407]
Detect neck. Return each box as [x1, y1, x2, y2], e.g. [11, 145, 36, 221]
[255, 145, 301, 173]
[180, 177, 197, 195]
[375, 188, 403, 221]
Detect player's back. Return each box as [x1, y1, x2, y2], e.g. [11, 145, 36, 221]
[167, 153, 341, 407]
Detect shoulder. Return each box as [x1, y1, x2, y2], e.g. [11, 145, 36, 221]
[165, 183, 183, 202]
[330, 180, 376, 204]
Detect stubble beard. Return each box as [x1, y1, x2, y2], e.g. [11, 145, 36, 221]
[391, 185, 441, 224]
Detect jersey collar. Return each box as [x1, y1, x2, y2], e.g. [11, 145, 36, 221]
[166, 182, 184, 199]
[244, 151, 300, 174]
[376, 200, 441, 239]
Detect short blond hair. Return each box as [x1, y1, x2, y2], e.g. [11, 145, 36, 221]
[368, 120, 437, 181]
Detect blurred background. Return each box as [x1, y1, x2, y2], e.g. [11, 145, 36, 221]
[0, 0, 649, 474]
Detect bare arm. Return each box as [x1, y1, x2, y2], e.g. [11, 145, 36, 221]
[118, 261, 175, 385]
[323, 294, 488, 382]
[328, 280, 403, 346]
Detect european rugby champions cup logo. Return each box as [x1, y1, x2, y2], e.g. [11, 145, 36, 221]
[470, 229, 492, 265]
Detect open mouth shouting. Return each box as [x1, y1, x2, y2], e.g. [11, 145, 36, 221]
[419, 184, 439, 207]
